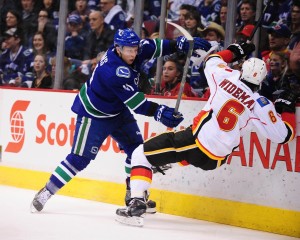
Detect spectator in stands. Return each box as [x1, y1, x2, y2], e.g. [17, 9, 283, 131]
[0, 28, 34, 87]
[235, 24, 254, 43]
[0, 1, 19, 32]
[42, 0, 59, 29]
[290, 0, 300, 46]
[197, 0, 221, 27]
[288, 28, 300, 99]
[36, 9, 57, 52]
[88, 0, 100, 10]
[290, 41, 300, 77]
[236, 0, 256, 29]
[4, 9, 22, 31]
[31, 53, 52, 88]
[237, 0, 269, 51]
[217, 3, 227, 30]
[83, 10, 114, 63]
[260, 52, 289, 100]
[161, 56, 195, 97]
[31, 31, 54, 70]
[100, 0, 127, 30]
[72, 0, 91, 19]
[65, 14, 86, 60]
[262, 0, 292, 27]
[51, 56, 83, 90]
[178, 4, 197, 27]
[184, 9, 204, 37]
[70, 0, 91, 35]
[20, 0, 38, 48]
[262, 23, 291, 71]
[189, 21, 225, 97]
[167, 0, 198, 21]
[143, 0, 161, 21]
[201, 21, 225, 46]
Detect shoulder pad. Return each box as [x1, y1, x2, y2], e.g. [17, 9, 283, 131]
[116, 66, 130, 78]
[256, 96, 270, 107]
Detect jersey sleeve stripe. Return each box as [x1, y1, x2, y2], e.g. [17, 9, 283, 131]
[125, 92, 146, 110]
[151, 38, 162, 59]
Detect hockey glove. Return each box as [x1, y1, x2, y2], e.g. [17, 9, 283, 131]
[176, 36, 211, 53]
[154, 105, 184, 128]
[274, 89, 297, 114]
[227, 42, 255, 61]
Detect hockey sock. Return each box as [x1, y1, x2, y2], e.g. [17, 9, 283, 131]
[130, 166, 152, 198]
[46, 159, 78, 194]
[125, 157, 131, 190]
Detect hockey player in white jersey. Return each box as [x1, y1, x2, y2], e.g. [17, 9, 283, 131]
[115, 42, 297, 226]
[30, 28, 212, 213]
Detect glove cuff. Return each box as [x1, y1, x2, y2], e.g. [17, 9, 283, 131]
[216, 50, 234, 63]
[147, 102, 159, 116]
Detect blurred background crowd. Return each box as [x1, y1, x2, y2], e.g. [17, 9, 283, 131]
[0, 0, 299, 102]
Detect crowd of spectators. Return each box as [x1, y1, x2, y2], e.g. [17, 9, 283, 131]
[0, 0, 299, 102]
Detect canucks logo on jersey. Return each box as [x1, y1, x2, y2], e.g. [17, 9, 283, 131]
[116, 66, 130, 78]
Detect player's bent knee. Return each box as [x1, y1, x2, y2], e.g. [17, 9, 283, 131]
[201, 159, 226, 171]
[124, 142, 142, 159]
[66, 153, 92, 171]
[131, 144, 152, 168]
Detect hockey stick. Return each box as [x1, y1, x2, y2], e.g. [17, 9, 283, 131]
[248, 0, 272, 42]
[167, 22, 194, 116]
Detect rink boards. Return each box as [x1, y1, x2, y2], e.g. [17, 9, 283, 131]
[0, 88, 299, 237]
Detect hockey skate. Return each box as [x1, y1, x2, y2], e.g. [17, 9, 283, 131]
[125, 190, 156, 214]
[30, 187, 52, 213]
[115, 198, 147, 227]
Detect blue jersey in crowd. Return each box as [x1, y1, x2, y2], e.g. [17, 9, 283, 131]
[0, 46, 34, 86]
[104, 5, 127, 30]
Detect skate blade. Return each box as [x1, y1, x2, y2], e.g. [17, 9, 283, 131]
[115, 215, 144, 227]
[30, 204, 38, 213]
[146, 208, 156, 214]
[30, 202, 41, 213]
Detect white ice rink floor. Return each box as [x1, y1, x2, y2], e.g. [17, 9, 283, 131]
[0, 185, 298, 240]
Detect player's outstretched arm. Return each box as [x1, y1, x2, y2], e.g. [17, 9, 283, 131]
[175, 36, 211, 54]
[154, 105, 184, 128]
[206, 42, 256, 63]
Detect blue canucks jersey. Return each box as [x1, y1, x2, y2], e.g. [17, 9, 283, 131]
[71, 38, 173, 119]
[198, 0, 221, 26]
[262, 0, 292, 26]
[104, 5, 127, 30]
[0, 46, 34, 86]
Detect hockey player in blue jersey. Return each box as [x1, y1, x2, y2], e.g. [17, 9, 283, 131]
[30, 28, 211, 213]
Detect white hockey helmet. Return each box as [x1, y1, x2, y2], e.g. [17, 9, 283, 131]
[241, 58, 267, 85]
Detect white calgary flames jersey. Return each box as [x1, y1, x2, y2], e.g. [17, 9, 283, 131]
[192, 55, 292, 160]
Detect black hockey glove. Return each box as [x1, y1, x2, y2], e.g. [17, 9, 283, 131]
[227, 42, 255, 61]
[274, 89, 297, 114]
[176, 36, 211, 53]
[154, 105, 184, 128]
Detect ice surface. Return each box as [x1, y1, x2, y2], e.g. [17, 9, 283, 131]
[0, 185, 297, 240]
